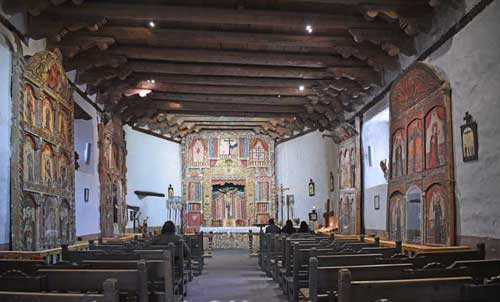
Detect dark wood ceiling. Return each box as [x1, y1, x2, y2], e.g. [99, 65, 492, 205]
[3, 0, 440, 140]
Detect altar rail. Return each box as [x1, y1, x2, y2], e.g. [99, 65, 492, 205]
[0, 233, 143, 264]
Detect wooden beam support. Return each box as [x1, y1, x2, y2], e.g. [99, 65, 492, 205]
[145, 93, 309, 106]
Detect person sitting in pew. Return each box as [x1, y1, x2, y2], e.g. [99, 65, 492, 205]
[154, 220, 191, 257]
[281, 220, 297, 235]
[298, 221, 311, 233]
[266, 218, 282, 234]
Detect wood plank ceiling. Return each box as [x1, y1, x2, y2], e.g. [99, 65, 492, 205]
[3, 0, 440, 140]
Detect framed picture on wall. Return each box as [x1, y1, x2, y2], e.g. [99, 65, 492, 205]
[460, 112, 478, 162]
[374, 195, 380, 210]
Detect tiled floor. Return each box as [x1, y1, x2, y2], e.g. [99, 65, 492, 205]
[185, 250, 286, 302]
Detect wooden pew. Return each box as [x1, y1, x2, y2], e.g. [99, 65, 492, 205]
[0, 259, 45, 275]
[0, 279, 118, 302]
[337, 271, 473, 302]
[38, 261, 148, 302]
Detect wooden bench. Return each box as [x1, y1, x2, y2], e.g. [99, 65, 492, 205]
[0, 279, 118, 302]
[337, 272, 473, 302]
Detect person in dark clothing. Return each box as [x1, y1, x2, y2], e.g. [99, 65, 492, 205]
[298, 221, 310, 233]
[154, 220, 191, 258]
[281, 219, 296, 235]
[265, 218, 281, 234]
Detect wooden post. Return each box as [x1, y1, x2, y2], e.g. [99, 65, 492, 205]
[374, 237, 380, 246]
[137, 260, 149, 302]
[395, 240, 403, 254]
[477, 243, 486, 259]
[88, 240, 95, 249]
[103, 278, 119, 302]
[309, 257, 319, 302]
[338, 269, 352, 302]
[163, 250, 174, 302]
[360, 234, 365, 242]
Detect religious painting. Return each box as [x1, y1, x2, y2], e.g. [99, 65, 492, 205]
[41, 98, 54, 133]
[388, 192, 405, 242]
[350, 149, 356, 187]
[41, 144, 54, 186]
[330, 123, 359, 144]
[391, 129, 405, 178]
[406, 186, 423, 243]
[407, 119, 423, 175]
[308, 179, 315, 197]
[168, 184, 174, 199]
[209, 138, 218, 158]
[21, 195, 37, 251]
[461, 112, 478, 162]
[58, 110, 70, 143]
[338, 196, 356, 234]
[389, 63, 455, 246]
[425, 106, 446, 169]
[43, 196, 59, 249]
[23, 84, 37, 125]
[59, 200, 71, 244]
[45, 62, 62, 92]
[58, 153, 70, 189]
[23, 136, 36, 183]
[329, 172, 334, 192]
[240, 138, 249, 158]
[425, 184, 450, 245]
[187, 212, 202, 227]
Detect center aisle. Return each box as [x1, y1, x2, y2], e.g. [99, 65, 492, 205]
[185, 250, 287, 302]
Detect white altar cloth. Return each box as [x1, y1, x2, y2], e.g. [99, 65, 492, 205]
[199, 226, 260, 233]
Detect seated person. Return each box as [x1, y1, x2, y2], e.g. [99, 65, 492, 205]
[281, 219, 297, 235]
[298, 221, 310, 233]
[265, 218, 281, 234]
[154, 220, 191, 258]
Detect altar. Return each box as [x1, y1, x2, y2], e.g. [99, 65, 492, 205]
[200, 226, 261, 250]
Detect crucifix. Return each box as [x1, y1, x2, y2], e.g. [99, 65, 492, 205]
[223, 138, 238, 155]
[279, 184, 290, 225]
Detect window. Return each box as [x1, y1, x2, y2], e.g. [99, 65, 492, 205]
[368, 146, 373, 167]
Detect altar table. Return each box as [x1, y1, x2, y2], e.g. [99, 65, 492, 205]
[200, 226, 261, 250]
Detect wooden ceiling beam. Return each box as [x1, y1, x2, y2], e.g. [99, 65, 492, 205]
[106, 46, 367, 68]
[125, 100, 305, 114]
[145, 93, 309, 106]
[43, 2, 395, 35]
[125, 83, 309, 97]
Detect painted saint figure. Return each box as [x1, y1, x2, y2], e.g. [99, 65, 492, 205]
[395, 145, 403, 177]
[429, 124, 440, 167]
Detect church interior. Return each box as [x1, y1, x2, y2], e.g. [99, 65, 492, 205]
[0, 0, 499, 301]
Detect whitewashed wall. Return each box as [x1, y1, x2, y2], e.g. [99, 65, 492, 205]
[425, 0, 500, 242]
[276, 131, 337, 225]
[362, 102, 390, 232]
[125, 126, 182, 228]
[0, 39, 12, 246]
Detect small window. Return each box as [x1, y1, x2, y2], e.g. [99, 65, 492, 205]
[368, 146, 373, 167]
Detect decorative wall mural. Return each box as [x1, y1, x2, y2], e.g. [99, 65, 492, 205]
[183, 131, 275, 232]
[21, 195, 37, 251]
[23, 84, 36, 125]
[388, 63, 454, 246]
[425, 106, 446, 169]
[425, 183, 449, 245]
[388, 192, 405, 241]
[11, 50, 76, 250]
[336, 120, 361, 235]
[391, 129, 405, 178]
[98, 117, 127, 238]
[407, 119, 423, 175]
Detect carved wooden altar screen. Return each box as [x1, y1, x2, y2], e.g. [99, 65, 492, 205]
[388, 63, 455, 246]
[336, 120, 361, 235]
[11, 50, 75, 250]
[98, 117, 127, 237]
[182, 131, 276, 232]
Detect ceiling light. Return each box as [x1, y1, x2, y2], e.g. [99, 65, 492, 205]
[147, 79, 156, 84]
[299, 85, 305, 91]
[148, 21, 156, 28]
[138, 89, 152, 98]
[306, 25, 313, 34]
[277, 95, 281, 98]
